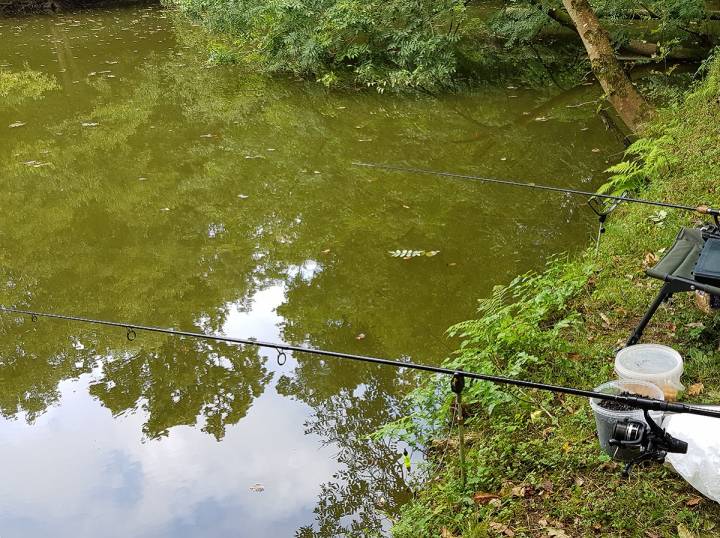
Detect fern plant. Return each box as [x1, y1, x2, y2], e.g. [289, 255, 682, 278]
[598, 135, 676, 196]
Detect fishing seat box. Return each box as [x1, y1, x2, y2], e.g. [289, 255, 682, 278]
[626, 228, 720, 347]
[693, 238, 720, 287]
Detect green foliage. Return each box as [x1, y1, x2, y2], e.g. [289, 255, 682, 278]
[167, 0, 716, 91]
[445, 258, 590, 413]
[168, 0, 468, 90]
[392, 54, 720, 538]
[0, 68, 58, 108]
[374, 257, 592, 500]
[488, 4, 551, 47]
[207, 42, 241, 65]
[599, 134, 676, 195]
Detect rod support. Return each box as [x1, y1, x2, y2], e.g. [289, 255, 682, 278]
[451, 373, 465, 395]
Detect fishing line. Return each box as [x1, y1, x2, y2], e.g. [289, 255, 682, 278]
[352, 162, 720, 219]
[1, 305, 719, 419]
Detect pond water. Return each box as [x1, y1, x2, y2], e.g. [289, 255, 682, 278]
[0, 6, 625, 537]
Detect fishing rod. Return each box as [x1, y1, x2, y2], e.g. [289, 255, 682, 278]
[1, 305, 718, 420]
[353, 162, 720, 225]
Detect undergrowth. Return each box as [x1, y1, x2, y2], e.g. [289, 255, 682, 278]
[388, 57, 720, 537]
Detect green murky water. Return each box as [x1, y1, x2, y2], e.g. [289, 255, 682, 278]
[0, 5, 624, 536]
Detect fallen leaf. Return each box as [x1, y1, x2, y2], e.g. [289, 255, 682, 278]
[440, 528, 459, 538]
[687, 383, 704, 396]
[599, 312, 611, 328]
[489, 522, 514, 536]
[677, 523, 696, 538]
[538, 519, 548, 528]
[643, 252, 659, 267]
[547, 528, 570, 538]
[649, 210, 668, 226]
[473, 492, 500, 505]
[686, 496, 703, 507]
[574, 477, 584, 487]
[355, 333, 366, 340]
[321, 249, 331, 254]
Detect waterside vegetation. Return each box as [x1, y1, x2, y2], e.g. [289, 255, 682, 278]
[387, 56, 720, 538]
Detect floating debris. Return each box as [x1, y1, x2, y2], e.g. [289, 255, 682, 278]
[389, 250, 440, 258]
[23, 160, 51, 168]
[9, 121, 25, 128]
[81, 122, 99, 128]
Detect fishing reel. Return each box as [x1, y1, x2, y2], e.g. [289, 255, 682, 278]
[609, 409, 688, 477]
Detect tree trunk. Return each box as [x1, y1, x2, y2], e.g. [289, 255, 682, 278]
[560, 0, 655, 132]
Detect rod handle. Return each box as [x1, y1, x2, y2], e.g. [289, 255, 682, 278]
[696, 205, 720, 216]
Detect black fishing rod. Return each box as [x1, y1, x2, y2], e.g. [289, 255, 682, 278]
[353, 162, 720, 221]
[1, 305, 719, 420]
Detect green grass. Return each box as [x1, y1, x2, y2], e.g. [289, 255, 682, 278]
[391, 57, 720, 538]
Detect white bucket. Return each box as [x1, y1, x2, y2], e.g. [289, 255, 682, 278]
[615, 344, 684, 401]
[589, 379, 664, 461]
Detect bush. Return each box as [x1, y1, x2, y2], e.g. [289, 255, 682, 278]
[168, 0, 468, 90]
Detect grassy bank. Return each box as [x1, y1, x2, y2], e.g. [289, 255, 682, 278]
[391, 58, 720, 538]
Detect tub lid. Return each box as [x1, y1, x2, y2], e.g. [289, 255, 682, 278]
[615, 344, 683, 376]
